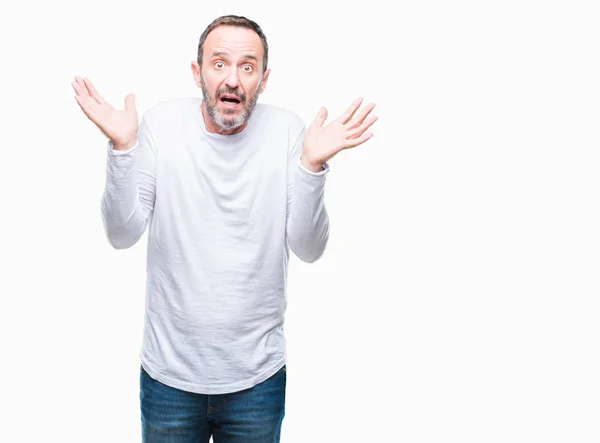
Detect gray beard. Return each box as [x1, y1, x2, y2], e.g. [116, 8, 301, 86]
[201, 75, 262, 131]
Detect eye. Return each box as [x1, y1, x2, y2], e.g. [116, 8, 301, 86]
[214, 61, 225, 69]
[242, 64, 253, 73]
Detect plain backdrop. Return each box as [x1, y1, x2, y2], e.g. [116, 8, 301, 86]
[1, 0, 599, 442]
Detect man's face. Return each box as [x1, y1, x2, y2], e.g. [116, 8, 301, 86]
[192, 25, 270, 132]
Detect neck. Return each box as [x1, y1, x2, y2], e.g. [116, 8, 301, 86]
[201, 102, 248, 135]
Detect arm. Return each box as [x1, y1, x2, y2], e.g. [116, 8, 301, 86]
[285, 98, 378, 261]
[71, 76, 152, 249]
[286, 126, 330, 263]
[101, 116, 156, 249]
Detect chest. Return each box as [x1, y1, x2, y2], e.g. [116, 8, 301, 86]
[154, 136, 288, 224]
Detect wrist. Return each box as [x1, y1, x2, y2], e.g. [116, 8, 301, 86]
[112, 138, 137, 152]
[300, 155, 324, 173]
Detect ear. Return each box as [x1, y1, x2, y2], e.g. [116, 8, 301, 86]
[258, 68, 271, 94]
[191, 61, 202, 88]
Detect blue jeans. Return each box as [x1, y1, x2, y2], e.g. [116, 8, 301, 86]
[140, 365, 287, 442]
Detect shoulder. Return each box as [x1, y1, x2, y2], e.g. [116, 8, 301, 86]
[253, 103, 305, 133]
[142, 97, 201, 123]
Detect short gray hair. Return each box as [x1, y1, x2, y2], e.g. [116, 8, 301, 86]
[197, 15, 269, 72]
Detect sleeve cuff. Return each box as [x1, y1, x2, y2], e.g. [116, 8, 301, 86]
[107, 140, 139, 155]
[297, 159, 330, 176]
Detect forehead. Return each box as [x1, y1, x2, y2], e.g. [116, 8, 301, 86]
[204, 25, 263, 59]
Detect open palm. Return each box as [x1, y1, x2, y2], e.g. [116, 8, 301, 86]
[72, 76, 138, 148]
[302, 98, 377, 169]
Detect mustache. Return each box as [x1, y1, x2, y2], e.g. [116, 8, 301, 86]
[217, 87, 246, 103]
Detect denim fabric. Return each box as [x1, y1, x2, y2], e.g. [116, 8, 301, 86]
[140, 365, 286, 442]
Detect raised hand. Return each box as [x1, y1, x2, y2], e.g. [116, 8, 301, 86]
[301, 98, 377, 172]
[72, 76, 139, 150]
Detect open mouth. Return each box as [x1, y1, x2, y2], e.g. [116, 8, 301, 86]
[220, 95, 241, 104]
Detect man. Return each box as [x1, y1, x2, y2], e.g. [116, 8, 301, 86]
[72, 14, 376, 443]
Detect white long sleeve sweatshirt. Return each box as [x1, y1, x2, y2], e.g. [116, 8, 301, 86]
[101, 98, 329, 394]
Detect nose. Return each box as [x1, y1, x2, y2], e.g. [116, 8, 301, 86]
[224, 67, 239, 89]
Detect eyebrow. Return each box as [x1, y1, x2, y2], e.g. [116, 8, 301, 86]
[211, 51, 258, 63]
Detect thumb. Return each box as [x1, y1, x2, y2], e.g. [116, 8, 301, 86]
[311, 106, 328, 128]
[124, 93, 136, 113]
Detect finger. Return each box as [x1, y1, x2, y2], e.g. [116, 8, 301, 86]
[83, 78, 106, 105]
[74, 94, 92, 115]
[336, 97, 363, 124]
[347, 115, 378, 139]
[125, 93, 136, 114]
[74, 76, 91, 99]
[71, 81, 83, 96]
[72, 81, 99, 113]
[310, 106, 328, 128]
[74, 94, 98, 121]
[346, 102, 376, 130]
[72, 80, 89, 99]
[344, 131, 374, 149]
